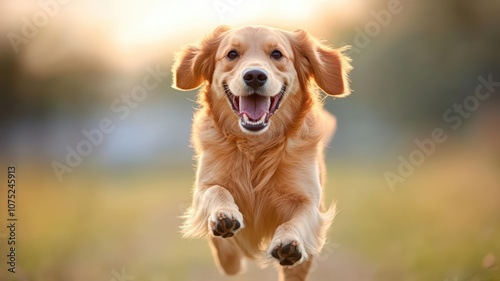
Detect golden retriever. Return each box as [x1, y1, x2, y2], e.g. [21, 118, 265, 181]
[172, 25, 352, 281]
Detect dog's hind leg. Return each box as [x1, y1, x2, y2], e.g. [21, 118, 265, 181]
[209, 236, 246, 275]
[278, 258, 312, 281]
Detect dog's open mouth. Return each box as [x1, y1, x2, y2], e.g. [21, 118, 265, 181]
[224, 84, 286, 132]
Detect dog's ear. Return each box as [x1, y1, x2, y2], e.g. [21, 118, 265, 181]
[172, 26, 231, 91]
[290, 29, 352, 96]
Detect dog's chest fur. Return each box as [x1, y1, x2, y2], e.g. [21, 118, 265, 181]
[193, 109, 322, 256]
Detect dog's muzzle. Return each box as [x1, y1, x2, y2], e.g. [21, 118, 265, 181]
[224, 84, 286, 133]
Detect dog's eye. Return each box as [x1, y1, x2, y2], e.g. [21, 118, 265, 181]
[270, 50, 283, 60]
[227, 50, 239, 60]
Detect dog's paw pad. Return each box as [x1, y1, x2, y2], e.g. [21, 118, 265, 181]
[210, 211, 243, 238]
[271, 241, 303, 266]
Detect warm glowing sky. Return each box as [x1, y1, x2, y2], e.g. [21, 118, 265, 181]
[112, 0, 357, 45]
[1, 0, 361, 74]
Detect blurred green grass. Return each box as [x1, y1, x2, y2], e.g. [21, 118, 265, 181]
[1, 148, 499, 281]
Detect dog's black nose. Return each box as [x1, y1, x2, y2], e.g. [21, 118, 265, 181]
[243, 69, 267, 89]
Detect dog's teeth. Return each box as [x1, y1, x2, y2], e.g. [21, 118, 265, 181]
[242, 114, 268, 126]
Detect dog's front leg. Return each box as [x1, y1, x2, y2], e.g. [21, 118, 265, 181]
[268, 204, 331, 264]
[182, 185, 244, 239]
[268, 202, 334, 281]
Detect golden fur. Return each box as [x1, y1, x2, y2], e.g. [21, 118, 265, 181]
[172, 25, 352, 281]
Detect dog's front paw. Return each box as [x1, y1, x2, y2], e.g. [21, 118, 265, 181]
[209, 209, 244, 238]
[269, 238, 306, 266]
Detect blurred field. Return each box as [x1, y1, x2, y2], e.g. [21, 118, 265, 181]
[1, 142, 499, 281]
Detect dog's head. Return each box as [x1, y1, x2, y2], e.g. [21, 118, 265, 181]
[173, 26, 351, 135]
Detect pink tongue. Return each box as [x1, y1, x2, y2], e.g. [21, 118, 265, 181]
[239, 94, 270, 121]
